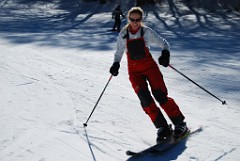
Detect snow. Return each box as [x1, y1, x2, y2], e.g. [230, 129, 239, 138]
[0, 1, 240, 161]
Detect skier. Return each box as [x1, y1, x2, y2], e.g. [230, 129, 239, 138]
[111, 5, 124, 32]
[109, 7, 188, 143]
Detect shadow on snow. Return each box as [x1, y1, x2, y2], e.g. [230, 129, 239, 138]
[0, 0, 239, 55]
[126, 138, 188, 161]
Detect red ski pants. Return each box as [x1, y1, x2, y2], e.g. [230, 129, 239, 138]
[129, 62, 184, 128]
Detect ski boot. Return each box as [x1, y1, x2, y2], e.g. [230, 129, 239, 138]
[174, 121, 188, 139]
[156, 124, 173, 144]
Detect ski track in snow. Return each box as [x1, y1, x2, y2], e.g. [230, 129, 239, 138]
[0, 1, 240, 161]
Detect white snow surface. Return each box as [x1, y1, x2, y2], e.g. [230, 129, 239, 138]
[0, 1, 240, 161]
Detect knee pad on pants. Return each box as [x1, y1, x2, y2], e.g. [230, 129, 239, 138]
[152, 89, 168, 105]
[137, 89, 153, 107]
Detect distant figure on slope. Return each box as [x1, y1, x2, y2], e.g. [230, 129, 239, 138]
[109, 7, 188, 143]
[111, 5, 125, 32]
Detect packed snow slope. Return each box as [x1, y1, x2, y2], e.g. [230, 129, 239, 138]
[0, 0, 240, 161]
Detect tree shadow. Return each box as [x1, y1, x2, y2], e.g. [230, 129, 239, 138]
[151, 1, 240, 56]
[0, 0, 118, 50]
[0, 0, 239, 54]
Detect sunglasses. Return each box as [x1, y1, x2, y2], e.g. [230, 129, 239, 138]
[129, 18, 142, 22]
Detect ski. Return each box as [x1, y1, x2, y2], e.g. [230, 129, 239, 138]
[126, 126, 202, 156]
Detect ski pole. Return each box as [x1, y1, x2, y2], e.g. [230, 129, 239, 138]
[83, 75, 113, 127]
[169, 64, 226, 105]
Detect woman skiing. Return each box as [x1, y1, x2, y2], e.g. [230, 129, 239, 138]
[109, 7, 188, 143]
